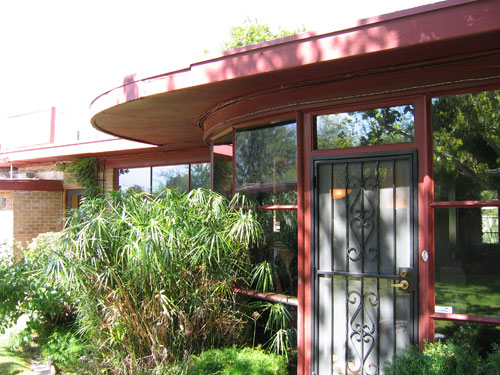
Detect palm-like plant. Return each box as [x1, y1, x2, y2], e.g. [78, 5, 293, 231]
[54, 188, 262, 372]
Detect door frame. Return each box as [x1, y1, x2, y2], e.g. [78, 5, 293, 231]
[310, 150, 419, 375]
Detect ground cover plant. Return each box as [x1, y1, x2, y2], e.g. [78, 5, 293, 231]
[186, 346, 287, 375]
[384, 326, 500, 375]
[50, 188, 263, 373]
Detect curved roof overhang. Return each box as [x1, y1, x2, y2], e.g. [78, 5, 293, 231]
[90, 0, 500, 148]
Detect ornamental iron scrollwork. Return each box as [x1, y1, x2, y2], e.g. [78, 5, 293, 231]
[347, 289, 379, 375]
[346, 172, 379, 263]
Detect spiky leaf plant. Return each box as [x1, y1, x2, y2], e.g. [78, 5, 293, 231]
[55, 188, 262, 373]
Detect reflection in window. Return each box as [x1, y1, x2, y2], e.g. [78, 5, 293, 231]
[118, 163, 211, 194]
[213, 145, 233, 198]
[118, 167, 151, 193]
[316, 105, 414, 149]
[191, 163, 211, 190]
[481, 191, 499, 244]
[153, 165, 189, 193]
[432, 90, 500, 202]
[249, 210, 298, 297]
[434, 207, 500, 318]
[235, 122, 297, 203]
[434, 321, 500, 356]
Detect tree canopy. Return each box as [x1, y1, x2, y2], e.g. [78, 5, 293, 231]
[222, 18, 305, 50]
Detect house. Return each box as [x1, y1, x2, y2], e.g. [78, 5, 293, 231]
[0, 107, 211, 255]
[87, 1, 500, 374]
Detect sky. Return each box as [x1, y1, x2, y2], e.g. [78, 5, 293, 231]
[0, 0, 440, 122]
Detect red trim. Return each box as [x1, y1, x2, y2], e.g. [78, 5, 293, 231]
[296, 111, 306, 375]
[210, 141, 215, 190]
[417, 95, 435, 347]
[431, 200, 500, 208]
[432, 313, 500, 325]
[302, 111, 313, 375]
[0, 179, 63, 191]
[238, 205, 298, 211]
[232, 288, 298, 306]
[50, 107, 56, 144]
[232, 129, 236, 197]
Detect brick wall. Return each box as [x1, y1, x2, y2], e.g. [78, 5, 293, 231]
[103, 167, 116, 191]
[13, 190, 64, 248]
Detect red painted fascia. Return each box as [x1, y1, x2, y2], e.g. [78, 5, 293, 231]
[91, 0, 500, 114]
[0, 179, 63, 191]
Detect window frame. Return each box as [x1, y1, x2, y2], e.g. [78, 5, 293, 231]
[117, 162, 211, 193]
[430, 87, 500, 326]
[231, 121, 299, 306]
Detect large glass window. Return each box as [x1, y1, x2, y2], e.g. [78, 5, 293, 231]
[118, 163, 210, 194]
[191, 163, 211, 190]
[233, 121, 299, 296]
[118, 167, 151, 193]
[433, 90, 500, 202]
[235, 121, 297, 204]
[153, 165, 189, 193]
[213, 144, 233, 198]
[315, 104, 414, 149]
[432, 89, 500, 329]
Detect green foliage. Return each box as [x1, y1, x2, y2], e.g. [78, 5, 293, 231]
[0, 232, 73, 339]
[58, 157, 99, 193]
[384, 340, 500, 375]
[54, 188, 262, 372]
[316, 105, 414, 149]
[484, 344, 500, 375]
[39, 325, 91, 374]
[432, 90, 500, 196]
[187, 346, 287, 375]
[223, 18, 305, 50]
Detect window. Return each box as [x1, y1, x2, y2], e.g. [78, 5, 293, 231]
[234, 121, 298, 297]
[152, 165, 189, 193]
[432, 89, 500, 338]
[235, 121, 297, 203]
[118, 167, 151, 193]
[118, 163, 210, 194]
[315, 104, 414, 149]
[233, 120, 299, 361]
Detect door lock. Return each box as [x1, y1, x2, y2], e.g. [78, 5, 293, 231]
[392, 280, 410, 290]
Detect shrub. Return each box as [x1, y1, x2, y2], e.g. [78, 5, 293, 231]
[39, 325, 91, 374]
[55, 188, 262, 372]
[384, 340, 486, 375]
[0, 232, 73, 340]
[187, 346, 287, 375]
[484, 344, 500, 375]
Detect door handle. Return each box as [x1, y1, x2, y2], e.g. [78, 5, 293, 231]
[392, 280, 409, 290]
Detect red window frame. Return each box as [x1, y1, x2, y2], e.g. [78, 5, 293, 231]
[429, 86, 500, 326]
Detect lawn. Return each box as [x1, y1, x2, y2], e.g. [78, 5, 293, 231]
[0, 317, 32, 375]
[435, 273, 500, 317]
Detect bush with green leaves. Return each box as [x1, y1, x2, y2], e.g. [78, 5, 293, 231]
[53, 188, 262, 373]
[384, 339, 500, 375]
[0, 232, 73, 341]
[39, 325, 91, 374]
[187, 346, 287, 375]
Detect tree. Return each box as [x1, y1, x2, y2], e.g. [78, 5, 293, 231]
[432, 90, 500, 198]
[222, 18, 305, 50]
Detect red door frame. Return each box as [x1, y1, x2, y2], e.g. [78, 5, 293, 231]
[298, 95, 432, 375]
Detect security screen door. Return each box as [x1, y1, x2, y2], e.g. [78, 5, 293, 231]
[312, 154, 418, 375]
